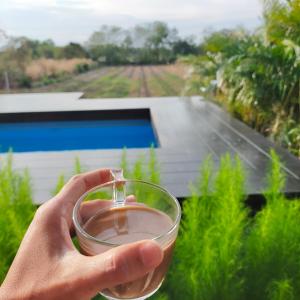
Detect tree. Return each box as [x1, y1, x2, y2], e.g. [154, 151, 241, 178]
[86, 21, 183, 65]
[62, 43, 88, 59]
[262, 0, 300, 45]
[172, 38, 199, 56]
[0, 37, 32, 89]
[0, 29, 9, 49]
[145, 22, 179, 63]
[87, 25, 127, 48]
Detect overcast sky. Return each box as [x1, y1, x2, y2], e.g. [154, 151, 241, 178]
[0, 0, 263, 45]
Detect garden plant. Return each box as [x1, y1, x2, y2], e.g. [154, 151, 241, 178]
[184, 0, 300, 157]
[1, 150, 300, 300]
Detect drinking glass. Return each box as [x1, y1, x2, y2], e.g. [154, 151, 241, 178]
[73, 170, 181, 300]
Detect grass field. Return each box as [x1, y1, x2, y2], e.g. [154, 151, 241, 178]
[25, 64, 188, 98]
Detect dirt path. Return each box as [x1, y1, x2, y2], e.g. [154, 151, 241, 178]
[139, 66, 150, 97]
[122, 66, 135, 79]
[149, 66, 177, 96]
[127, 66, 140, 97]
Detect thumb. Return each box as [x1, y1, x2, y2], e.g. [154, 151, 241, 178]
[74, 240, 163, 298]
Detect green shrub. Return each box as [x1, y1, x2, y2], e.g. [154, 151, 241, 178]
[243, 151, 300, 299]
[163, 155, 247, 300]
[17, 74, 32, 88]
[183, 0, 300, 157]
[119, 146, 161, 183]
[0, 154, 36, 282]
[2, 149, 300, 300]
[75, 63, 90, 74]
[53, 147, 161, 196]
[159, 150, 300, 300]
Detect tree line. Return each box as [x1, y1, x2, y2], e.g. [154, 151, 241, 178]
[0, 21, 198, 89]
[86, 22, 199, 65]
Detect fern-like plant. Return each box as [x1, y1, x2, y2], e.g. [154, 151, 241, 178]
[0, 154, 36, 282]
[243, 151, 300, 299]
[164, 155, 248, 300]
[159, 151, 300, 300]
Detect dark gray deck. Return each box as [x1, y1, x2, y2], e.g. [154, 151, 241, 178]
[0, 93, 299, 204]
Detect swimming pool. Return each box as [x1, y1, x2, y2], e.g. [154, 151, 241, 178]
[0, 110, 158, 153]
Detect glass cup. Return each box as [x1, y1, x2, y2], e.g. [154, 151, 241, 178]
[73, 170, 181, 300]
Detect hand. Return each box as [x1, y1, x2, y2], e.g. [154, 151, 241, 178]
[0, 169, 163, 300]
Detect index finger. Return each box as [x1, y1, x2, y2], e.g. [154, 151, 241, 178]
[56, 169, 112, 206]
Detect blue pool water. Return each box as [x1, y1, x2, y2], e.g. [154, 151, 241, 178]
[0, 119, 158, 152]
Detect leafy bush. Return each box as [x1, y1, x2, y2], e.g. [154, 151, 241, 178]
[75, 63, 90, 74]
[17, 74, 32, 88]
[280, 119, 300, 158]
[183, 0, 300, 157]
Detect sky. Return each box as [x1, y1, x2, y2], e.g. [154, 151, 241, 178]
[0, 0, 263, 46]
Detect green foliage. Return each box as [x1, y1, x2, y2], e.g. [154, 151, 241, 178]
[267, 279, 294, 300]
[119, 146, 160, 184]
[151, 292, 169, 300]
[120, 147, 130, 178]
[52, 157, 84, 196]
[148, 145, 160, 184]
[166, 155, 247, 300]
[86, 22, 197, 65]
[52, 148, 160, 199]
[263, 0, 300, 45]
[0, 37, 89, 89]
[264, 149, 285, 199]
[52, 173, 66, 196]
[0, 154, 36, 282]
[75, 63, 90, 74]
[280, 118, 300, 157]
[74, 156, 84, 174]
[17, 74, 32, 88]
[62, 42, 88, 59]
[184, 3, 300, 157]
[162, 151, 300, 300]
[2, 149, 300, 300]
[83, 73, 131, 98]
[243, 153, 300, 300]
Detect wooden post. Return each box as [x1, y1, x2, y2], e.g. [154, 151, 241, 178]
[4, 71, 10, 92]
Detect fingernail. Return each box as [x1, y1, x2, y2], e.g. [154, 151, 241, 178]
[139, 241, 163, 268]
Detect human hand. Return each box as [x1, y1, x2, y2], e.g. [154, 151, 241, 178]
[0, 169, 163, 300]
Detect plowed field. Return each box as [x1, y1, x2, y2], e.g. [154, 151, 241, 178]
[30, 64, 189, 98]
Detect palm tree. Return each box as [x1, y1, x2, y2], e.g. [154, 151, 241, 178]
[262, 0, 300, 45]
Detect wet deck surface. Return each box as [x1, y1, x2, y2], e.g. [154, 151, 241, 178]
[0, 93, 299, 204]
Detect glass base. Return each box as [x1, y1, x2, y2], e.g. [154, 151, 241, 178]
[100, 282, 162, 300]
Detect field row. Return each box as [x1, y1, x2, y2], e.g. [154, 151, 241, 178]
[29, 64, 189, 98]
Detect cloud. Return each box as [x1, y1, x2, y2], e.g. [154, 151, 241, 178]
[1, 0, 262, 19]
[62, 0, 263, 21]
[0, 0, 263, 45]
[1, 0, 55, 9]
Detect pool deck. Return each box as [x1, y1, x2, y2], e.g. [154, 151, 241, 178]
[0, 92, 300, 204]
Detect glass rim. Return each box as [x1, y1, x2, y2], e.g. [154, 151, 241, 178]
[72, 179, 181, 247]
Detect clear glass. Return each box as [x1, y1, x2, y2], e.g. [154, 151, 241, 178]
[73, 173, 181, 300]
